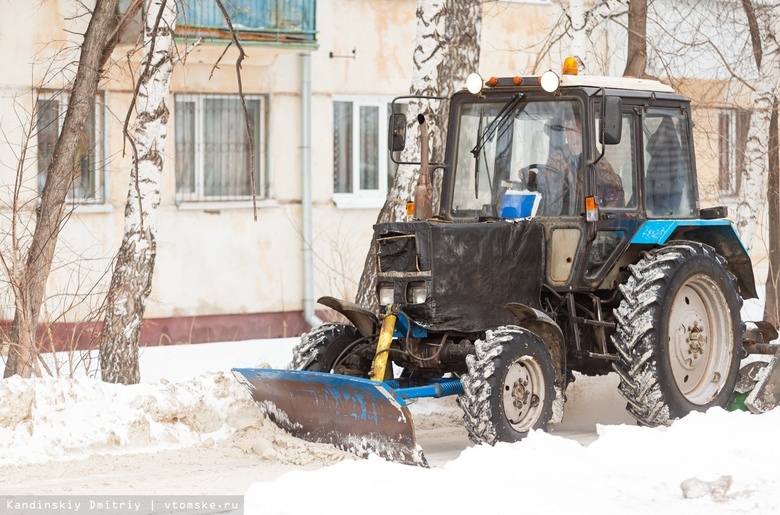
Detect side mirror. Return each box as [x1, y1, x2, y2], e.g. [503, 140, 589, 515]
[600, 96, 622, 145]
[389, 113, 407, 152]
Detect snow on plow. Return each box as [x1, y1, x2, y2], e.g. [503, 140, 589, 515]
[232, 368, 462, 466]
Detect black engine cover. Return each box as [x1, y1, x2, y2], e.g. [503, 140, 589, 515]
[374, 220, 545, 333]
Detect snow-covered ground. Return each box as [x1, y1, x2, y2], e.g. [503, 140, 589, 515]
[1, 327, 780, 514]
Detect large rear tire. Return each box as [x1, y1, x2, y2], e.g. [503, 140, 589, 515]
[458, 327, 556, 445]
[612, 241, 743, 426]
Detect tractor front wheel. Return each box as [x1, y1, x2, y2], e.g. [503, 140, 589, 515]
[458, 327, 556, 445]
[290, 323, 368, 375]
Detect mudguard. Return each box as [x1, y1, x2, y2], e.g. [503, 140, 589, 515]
[233, 368, 427, 466]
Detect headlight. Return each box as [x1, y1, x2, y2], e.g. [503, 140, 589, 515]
[406, 282, 427, 304]
[378, 284, 394, 306]
[540, 70, 560, 93]
[466, 73, 484, 95]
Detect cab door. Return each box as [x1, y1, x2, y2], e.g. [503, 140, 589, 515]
[582, 104, 642, 289]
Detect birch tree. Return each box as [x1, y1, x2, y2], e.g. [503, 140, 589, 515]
[355, 0, 482, 310]
[99, 0, 177, 384]
[534, 0, 626, 74]
[739, 0, 780, 327]
[735, 2, 780, 253]
[3, 0, 133, 378]
[765, 97, 779, 327]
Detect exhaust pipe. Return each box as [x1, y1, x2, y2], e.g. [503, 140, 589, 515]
[414, 114, 433, 221]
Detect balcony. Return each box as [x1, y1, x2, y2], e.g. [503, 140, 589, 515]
[177, 0, 316, 44]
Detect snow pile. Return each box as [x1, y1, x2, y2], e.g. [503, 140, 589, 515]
[0, 371, 256, 466]
[0, 337, 355, 469]
[246, 407, 780, 515]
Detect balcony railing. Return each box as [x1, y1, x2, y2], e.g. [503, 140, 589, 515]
[177, 0, 316, 43]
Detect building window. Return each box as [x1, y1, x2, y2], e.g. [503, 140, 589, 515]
[177, 0, 316, 43]
[174, 94, 267, 202]
[333, 97, 405, 208]
[718, 109, 750, 196]
[36, 91, 105, 202]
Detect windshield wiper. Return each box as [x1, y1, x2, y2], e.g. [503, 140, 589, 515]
[474, 110, 484, 197]
[470, 93, 525, 158]
[470, 93, 524, 199]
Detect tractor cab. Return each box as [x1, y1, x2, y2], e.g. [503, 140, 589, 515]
[428, 69, 700, 292]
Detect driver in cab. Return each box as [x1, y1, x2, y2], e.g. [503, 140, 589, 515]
[523, 116, 624, 216]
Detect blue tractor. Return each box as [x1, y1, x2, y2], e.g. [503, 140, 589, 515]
[235, 67, 778, 466]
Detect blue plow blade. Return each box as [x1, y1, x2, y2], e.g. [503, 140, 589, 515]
[232, 368, 442, 466]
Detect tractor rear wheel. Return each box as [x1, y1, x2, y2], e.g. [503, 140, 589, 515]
[290, 323, 366, 375]
[458, 327, 555, 445]
[612, 241, 743, 426]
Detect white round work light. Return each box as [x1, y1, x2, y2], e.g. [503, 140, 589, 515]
[466, 73, 484, 95]
[540, 70, 561, 93]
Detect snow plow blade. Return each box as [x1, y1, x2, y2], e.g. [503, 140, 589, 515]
[232, 368, 427, 466]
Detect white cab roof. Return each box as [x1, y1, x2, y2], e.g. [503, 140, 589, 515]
[560, 75, 676, 93]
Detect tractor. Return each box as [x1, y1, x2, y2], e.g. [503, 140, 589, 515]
[234, 62, 779, 466]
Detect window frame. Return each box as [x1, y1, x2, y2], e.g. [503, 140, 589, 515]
[718, 108, 749, 197]
[642, 107, 698, 219]
[174, 93, 268, 204]
[332, 95, 397, 209]
[593, 108, 640, 211]
[36, 90, 107, 204]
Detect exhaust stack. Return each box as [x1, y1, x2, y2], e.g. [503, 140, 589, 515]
[414, 114, 433, 221]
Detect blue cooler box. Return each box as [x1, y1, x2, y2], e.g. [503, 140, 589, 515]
[500, 191, 540, 219]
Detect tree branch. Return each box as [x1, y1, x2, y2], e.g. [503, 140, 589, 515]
[214, 0, 257, 221]
[741, 0, 763, 69]
[101, 0, 145, 70]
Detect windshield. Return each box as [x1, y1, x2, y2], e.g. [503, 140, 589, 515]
[449, 98, 584, 219]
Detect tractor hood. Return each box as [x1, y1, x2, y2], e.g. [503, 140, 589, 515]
[374, 220, 545, 333]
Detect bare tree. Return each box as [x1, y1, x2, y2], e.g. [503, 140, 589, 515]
[532, 0, 626, 74]
[99, 0, 251, 383]
[735, 3, 780, 252]
[99, 0, 178, 384]
[622, 0, 648, 77]
[739, 0, 780, 327]
[3, 0, 130, 378]
[355, 0, 482, 310]
[765, 98, 779, 327]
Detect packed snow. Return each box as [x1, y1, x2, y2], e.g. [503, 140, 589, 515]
[1, 324, 780, 513]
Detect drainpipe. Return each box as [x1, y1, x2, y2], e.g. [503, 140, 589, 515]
[301, 52, 322, 329]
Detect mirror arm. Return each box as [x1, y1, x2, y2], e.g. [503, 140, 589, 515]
[592, 88, 607, 166]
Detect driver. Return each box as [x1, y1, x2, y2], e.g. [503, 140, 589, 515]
[523, 116, 625, 215]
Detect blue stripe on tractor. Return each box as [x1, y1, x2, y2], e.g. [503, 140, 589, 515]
[631, 219, 737, 246]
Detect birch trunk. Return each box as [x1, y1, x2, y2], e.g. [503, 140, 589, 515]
[355, 0, 482, 310]
[735, 8, 780, 251]
[570, 0, 587, 71]
[764, 101, 779, 327]
[3, 0, 121, 378]
[99, 0, 176, 384]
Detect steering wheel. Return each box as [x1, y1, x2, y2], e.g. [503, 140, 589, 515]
[517, 163, 573, 215]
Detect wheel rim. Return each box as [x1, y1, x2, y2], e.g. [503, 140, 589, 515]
[502, 356, 546, 431]
[667, 274, 734, 405]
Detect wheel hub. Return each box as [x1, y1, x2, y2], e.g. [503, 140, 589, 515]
[668, 276, 734, 404]
[502, 357, 545, 429]
[686, 322, 706, 360]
